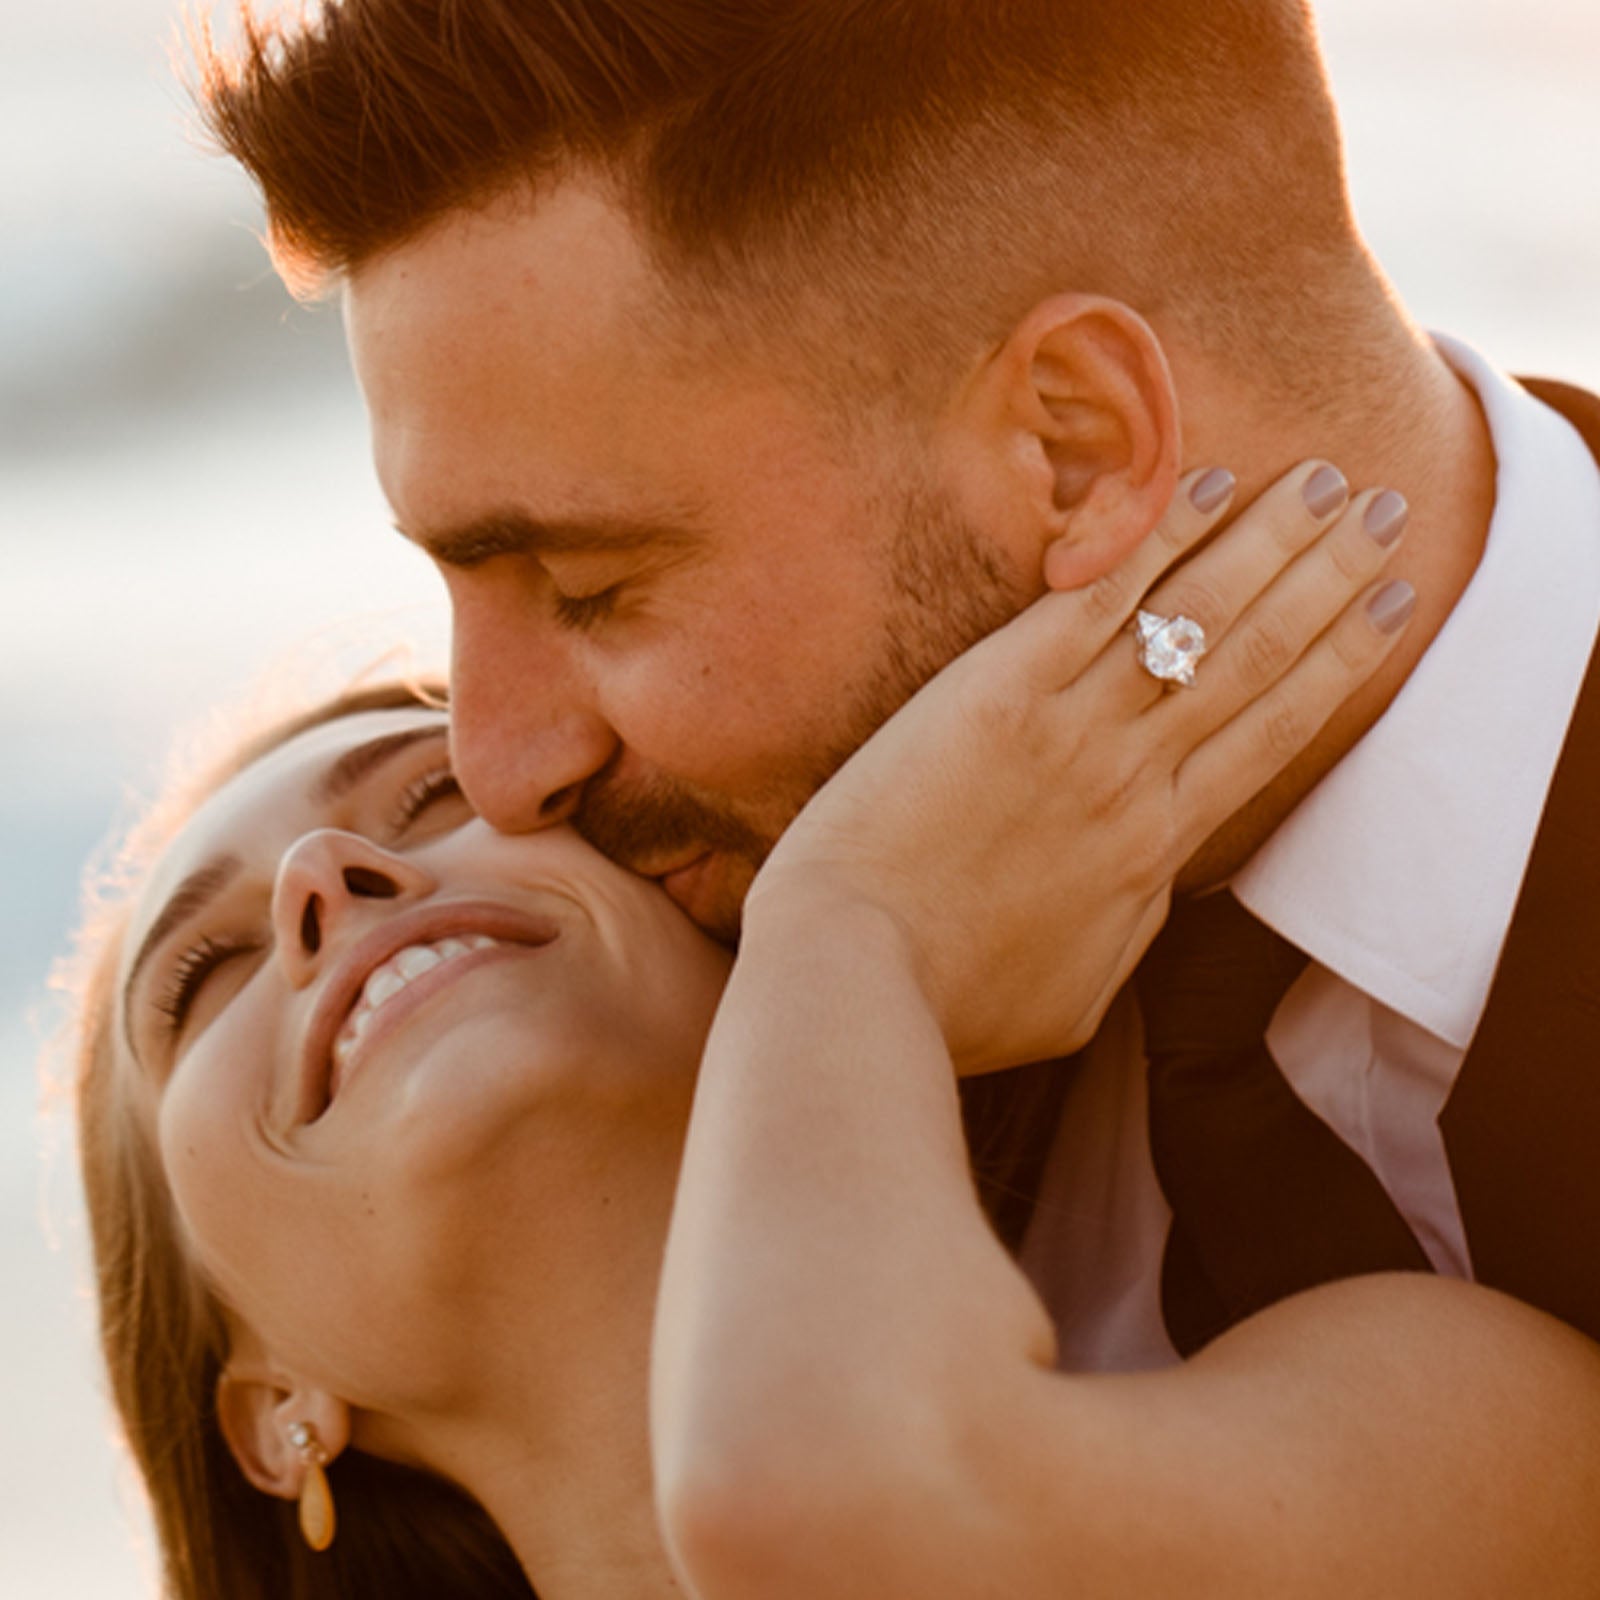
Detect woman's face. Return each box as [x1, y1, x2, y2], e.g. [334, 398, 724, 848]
[114, 706, 732, 1404]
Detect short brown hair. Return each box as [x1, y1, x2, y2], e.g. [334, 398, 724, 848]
[193, 0, 1364, 407]
[69, 680, 536, 1599]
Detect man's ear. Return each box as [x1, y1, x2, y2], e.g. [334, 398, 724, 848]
[953, 294, 1181, 590]
[215, 1352, 352, 1500]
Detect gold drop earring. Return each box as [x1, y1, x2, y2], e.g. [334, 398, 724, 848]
[287, 1421, 337, 1552]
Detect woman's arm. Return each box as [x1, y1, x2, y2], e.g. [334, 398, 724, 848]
[654, 893, 1600, 1599]
[652, 467, 1600, 1597]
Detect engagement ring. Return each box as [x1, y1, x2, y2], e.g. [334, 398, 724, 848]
[1132, 609, 1208, 689]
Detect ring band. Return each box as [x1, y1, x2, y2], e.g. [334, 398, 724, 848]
[1132, 609, 1208, 689]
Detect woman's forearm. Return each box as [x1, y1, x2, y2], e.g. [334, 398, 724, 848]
[650, 461, 1600, 1596]
[652, 888, 1600, 1600]
[650, 885, 1054, 1592]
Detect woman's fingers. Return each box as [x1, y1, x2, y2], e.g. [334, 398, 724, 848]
[1047, 465, 1241, 609]
[1093, 461, 1359, 713]
[1140, 462, 1354, 645]
[1146, 483, 1410, 746]
[753, 454, 1420, 1072]
[1017, 467, 1240, 690]
[1172, 576, 1417, 842]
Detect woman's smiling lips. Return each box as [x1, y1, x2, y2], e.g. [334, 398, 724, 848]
[331, 933, 501, 1073]
[298, 901, 560, 1123]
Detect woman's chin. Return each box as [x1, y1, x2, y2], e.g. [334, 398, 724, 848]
[360, 1016, 689, 1192]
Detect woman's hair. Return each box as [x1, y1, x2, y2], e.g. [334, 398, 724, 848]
[71, 679, 536, 1599]
[70, 673, 1064, 1596]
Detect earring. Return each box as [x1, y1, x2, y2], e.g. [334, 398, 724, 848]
[287, 1421, 337, 1552]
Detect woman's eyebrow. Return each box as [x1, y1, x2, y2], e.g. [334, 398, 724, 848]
[311, 723, 448, 805]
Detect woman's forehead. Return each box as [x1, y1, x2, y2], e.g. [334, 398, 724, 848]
[125, 707, 450, 965]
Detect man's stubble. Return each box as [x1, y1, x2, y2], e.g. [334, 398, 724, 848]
[573, 473, 1029, 939]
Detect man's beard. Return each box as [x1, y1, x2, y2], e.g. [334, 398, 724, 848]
[574, 475, 1027, 937]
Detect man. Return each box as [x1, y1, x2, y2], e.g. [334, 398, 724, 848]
[195, 1, 1600, 1369]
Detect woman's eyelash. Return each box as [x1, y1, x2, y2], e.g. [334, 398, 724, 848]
[150, 766, 464, 1044]
[392, 766, 468, 830]
[552, 585, 622, 632]
[153, 936, 252, 1039]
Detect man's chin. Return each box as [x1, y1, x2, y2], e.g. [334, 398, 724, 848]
[659, 851, 757, 945]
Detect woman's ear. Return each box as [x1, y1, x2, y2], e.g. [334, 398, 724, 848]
[952, 293, 1181, 590]
[215, 1352, 352, 1499]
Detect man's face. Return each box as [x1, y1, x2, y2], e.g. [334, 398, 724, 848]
[347, 183, 1027, 937]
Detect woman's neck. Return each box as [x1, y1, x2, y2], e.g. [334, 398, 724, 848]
[474, 1415, 685, 1599]
[363, 1153, 690, 1597]
[385, 1296, 685, 1596]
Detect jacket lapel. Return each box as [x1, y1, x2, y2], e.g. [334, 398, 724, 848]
[1439, 378, 1600, 1340]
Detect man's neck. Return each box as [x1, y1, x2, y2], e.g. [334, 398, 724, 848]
[1170, 311, 1499, 891]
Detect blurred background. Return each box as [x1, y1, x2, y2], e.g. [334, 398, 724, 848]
[3, 1, 1598, 1593]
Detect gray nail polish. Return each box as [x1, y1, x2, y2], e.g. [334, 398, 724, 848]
[1367, 580, 1417, 634]
[1189, 468, 1236, 514]
[1364, 490, 1409, 547]
[1303, 465, 1349, 518]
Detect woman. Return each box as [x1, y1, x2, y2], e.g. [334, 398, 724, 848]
[74, 467, 1600, 1599]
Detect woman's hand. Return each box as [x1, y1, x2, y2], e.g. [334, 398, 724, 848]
[745, 461, 1415, 1074]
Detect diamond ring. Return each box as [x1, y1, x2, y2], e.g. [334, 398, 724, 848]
[1132, 609, 1208, 689]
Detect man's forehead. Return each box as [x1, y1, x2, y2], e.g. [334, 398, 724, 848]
[345, 191, 757, 530]
[342, 173, 815, 447]
[342, 183, 881, 551]
[345, 179, 660, 376]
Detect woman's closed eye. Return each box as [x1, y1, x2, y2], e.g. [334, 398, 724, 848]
[145, 748, 470, 1058]
[390, 764, 472, 834]
[153, 934, 259, 1043]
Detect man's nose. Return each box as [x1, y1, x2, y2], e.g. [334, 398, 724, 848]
[271, 830, 435, 986]
[448, 594, 620, 834]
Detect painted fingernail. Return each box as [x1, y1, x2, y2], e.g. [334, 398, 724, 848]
[1303, 464, 1349, 518]
[1367, 580, 1417, 634]
[1189, 468, 1236, 514]
[1364, 489, 1409, 547]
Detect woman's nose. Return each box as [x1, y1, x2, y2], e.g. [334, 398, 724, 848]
[272, 830, 436, 983]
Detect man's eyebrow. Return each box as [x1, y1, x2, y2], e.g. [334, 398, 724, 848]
[121, 855, 244, 1050]
[310, 723, 448, 806]
[398, 508, 704, 568]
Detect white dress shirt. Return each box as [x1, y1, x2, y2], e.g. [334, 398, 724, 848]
[1020, 338, 1600, 1371]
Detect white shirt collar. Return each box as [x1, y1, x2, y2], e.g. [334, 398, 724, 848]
[1231, 336, 1600, 1050]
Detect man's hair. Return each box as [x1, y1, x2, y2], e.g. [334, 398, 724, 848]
[195, 0, 1362, 408]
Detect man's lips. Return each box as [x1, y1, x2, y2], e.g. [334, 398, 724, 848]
[654, 851, 746, 935]
[657, 851, 713, 903]
[298, 900, 559, 1124]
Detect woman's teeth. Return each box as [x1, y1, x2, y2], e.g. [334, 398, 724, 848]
[332, 934, 501, 1071]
